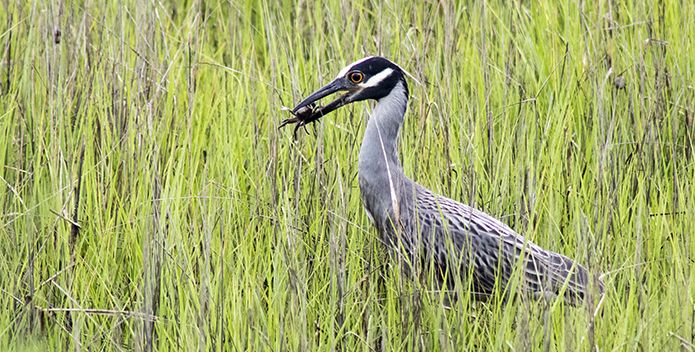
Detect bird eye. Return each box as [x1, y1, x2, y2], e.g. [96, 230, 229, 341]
[347, 71, 364, 84]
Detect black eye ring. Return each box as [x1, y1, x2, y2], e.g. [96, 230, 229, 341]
[347, 71, 364, 84]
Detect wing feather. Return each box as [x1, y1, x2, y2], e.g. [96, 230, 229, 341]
[407, 186, 602, 305]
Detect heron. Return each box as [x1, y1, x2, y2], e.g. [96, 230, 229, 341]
[282, 56, 603, 305]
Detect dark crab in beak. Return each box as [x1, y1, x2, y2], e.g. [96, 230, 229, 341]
[280, 77, 357, 138]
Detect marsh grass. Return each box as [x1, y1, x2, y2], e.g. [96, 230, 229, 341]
[1, 0, 693, 350]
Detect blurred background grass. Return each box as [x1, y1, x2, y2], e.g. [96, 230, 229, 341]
[0, 0, 693, 350]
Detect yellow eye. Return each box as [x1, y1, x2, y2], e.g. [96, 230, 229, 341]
[348, 71, 364, 83]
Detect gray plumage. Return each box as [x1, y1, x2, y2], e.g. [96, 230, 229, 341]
[288, 56, 603, 305]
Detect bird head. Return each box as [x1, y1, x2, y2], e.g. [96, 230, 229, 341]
[290, 56, 409, 120]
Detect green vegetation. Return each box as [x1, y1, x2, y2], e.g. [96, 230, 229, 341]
[1, 0, 693, 350]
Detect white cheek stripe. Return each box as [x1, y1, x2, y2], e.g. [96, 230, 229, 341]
[360, 68, 394, 88]
[335, 56, 375, 79]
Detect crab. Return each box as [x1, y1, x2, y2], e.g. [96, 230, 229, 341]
[279, 102, 323, 139]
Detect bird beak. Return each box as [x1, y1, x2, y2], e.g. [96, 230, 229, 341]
[292, 77, 356, 118]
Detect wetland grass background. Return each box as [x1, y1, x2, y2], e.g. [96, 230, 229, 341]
[1, 0, 694, 350]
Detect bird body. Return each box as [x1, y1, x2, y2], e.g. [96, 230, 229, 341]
[285, 56, 603, 305]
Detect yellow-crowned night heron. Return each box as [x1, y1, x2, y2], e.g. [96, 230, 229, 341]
[283, 56, 603, 305]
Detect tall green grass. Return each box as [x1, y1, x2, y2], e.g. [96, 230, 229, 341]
[1, 0, 693, 350]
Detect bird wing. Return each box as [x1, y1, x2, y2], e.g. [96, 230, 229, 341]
[409, 186, 596, 304]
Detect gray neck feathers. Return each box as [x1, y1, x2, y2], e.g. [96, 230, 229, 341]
[358, 81, 409, 228]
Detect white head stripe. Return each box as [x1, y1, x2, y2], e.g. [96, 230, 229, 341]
[360, 68, 394, 88]
[335, 56, 375, 79]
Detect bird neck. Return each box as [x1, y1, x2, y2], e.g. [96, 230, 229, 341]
[358, 81, 409, 224]
[359, 81, 408, 176]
